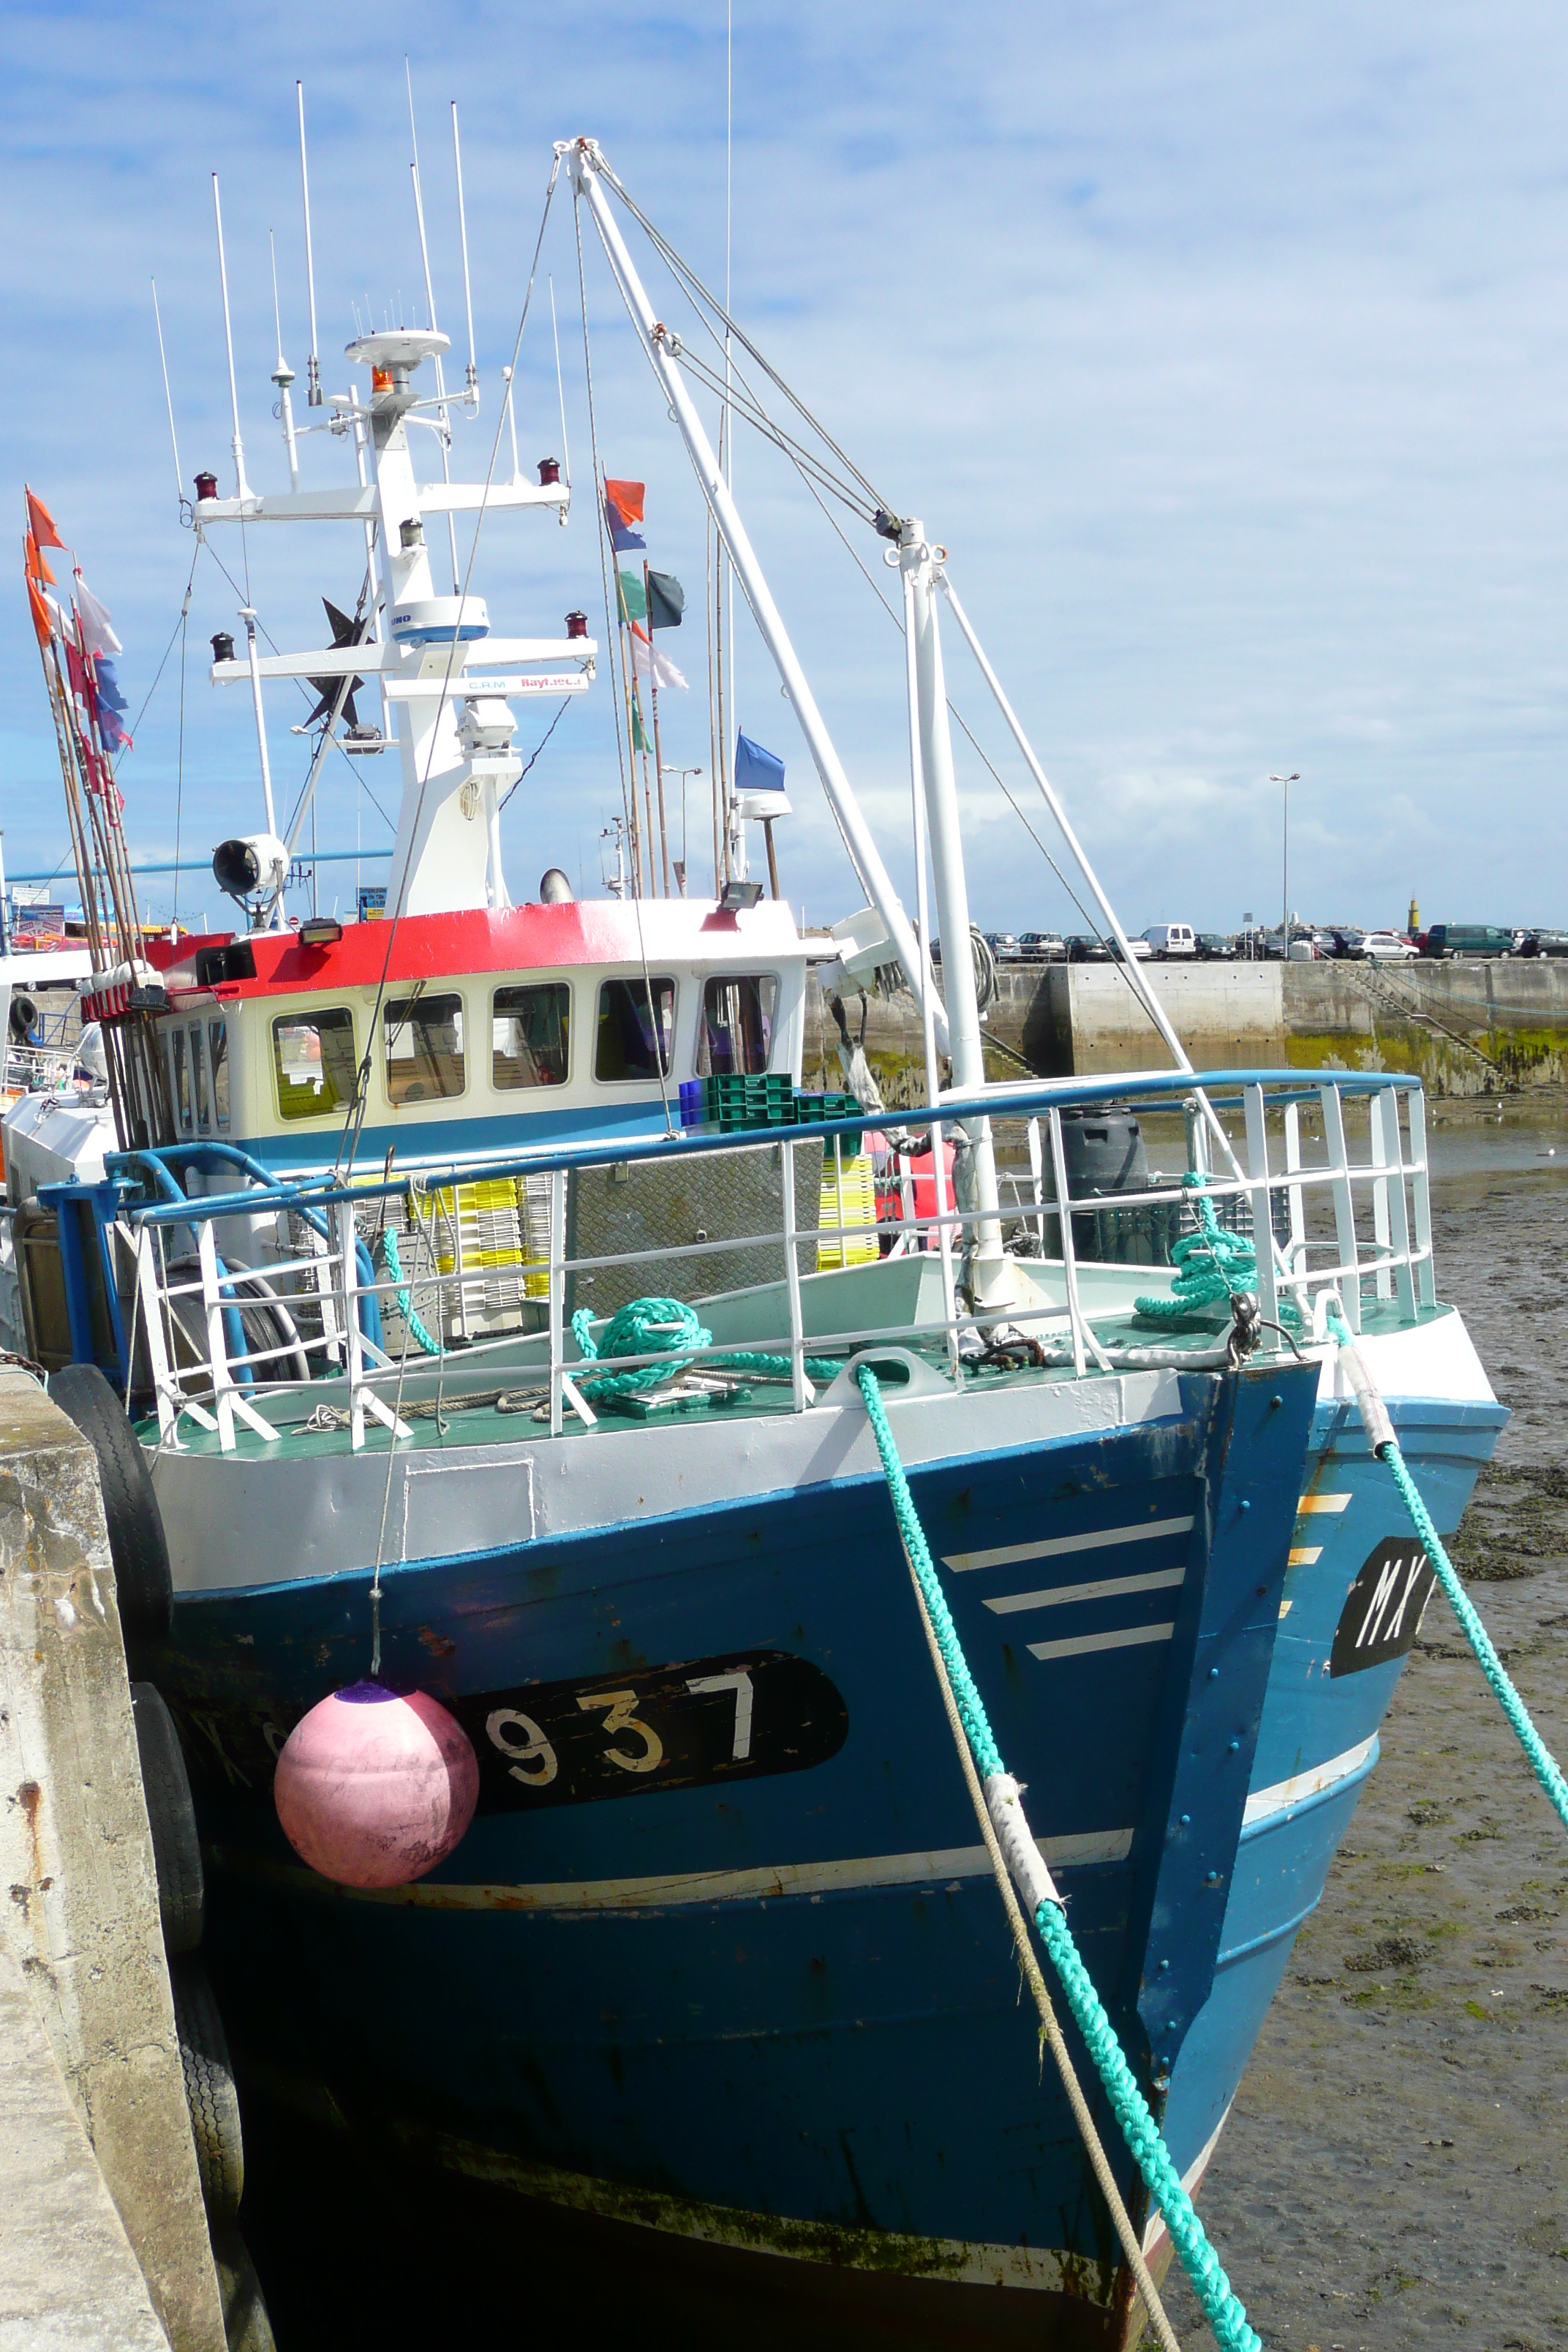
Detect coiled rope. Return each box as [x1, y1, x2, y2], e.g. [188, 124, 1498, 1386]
[1327, 1305, 1568, 1839]
[570, 1297, 845, 1395]
[1134, 1172, 1267, 1326]
[854, 1361, 1262, 2352]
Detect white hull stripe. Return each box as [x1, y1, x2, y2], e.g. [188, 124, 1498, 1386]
[985, 1565, 1186, 1616]
[1297, 1492, 1352, 1515]
[1028, 1621, 1175, 1662]
[1242, 1734, 1378, 1828]
[238, 1830, 1137, 1913]
[944, 1514, 1196, 1575]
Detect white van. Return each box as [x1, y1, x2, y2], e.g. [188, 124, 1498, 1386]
[1142, 924, 1196, 959]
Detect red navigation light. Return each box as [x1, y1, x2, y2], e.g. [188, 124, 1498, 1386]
[565, 610, 588, 640]
[195, 471, 219, 503]
[537, 457, 561, 486]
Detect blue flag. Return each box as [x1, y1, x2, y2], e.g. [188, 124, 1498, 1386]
[735, 731, 785, 796]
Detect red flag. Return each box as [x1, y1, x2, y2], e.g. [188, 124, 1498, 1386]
[26, 576, 52, 648]
[26, 489, 66, 551]
[66, 641, 88, 702]
[603, 478, 644, 524]
[24, 530, 55, 586]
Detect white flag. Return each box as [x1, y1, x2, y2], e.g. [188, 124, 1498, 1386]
[631, 630, 686, 693]
[73, 573, 122, 657]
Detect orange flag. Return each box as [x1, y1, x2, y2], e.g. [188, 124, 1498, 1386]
[26, 489, 66, 551]
[24, 530, 55, 586]
[26, 576, 53, 649]
[603, 478, 645, 523]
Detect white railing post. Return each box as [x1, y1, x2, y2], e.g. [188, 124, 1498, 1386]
[1241, 1085, 1280, 1329]
[1027, 1115, 1048, 1252]
[337, 1201, 410, 1451]
[1376, 1088, 1417, 1319]
[135, 1225, 217, 1444]
[197, 1222, 236, 1453]
[1317, 1080, 1361, 1332]
[1368, 1090, 1395, 1302]
[1282, 1100, 1306, 1275]
[1407, 1085, 1436, 1307]
[549, 1168, 565, 1439]
[780, 1138, 811, 1410]
[1047, 1108, 1088, 1377]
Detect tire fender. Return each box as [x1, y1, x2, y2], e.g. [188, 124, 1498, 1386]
[48, 1362, 173, 1645]
[131, 1684, 204, 1956]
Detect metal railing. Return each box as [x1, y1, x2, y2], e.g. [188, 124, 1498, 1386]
[110, 1069, 1435, 1452]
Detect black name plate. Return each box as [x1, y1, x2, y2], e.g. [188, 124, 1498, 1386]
[451, 1647, 849, 1812]
[1330, 1538, 1436, 1677]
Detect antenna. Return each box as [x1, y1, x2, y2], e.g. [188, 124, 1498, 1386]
[297, 81, 321, 406]
[451, 100, 478, 401]
[150, 278, 186, 513]
[211, 173, 252, 502]
[405, 59, 460, 591]
[269, 230, 301, 489]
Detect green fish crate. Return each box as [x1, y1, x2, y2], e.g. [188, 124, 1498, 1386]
[681, 1072, 799, 1134]
[795, 1091, 864, 1157]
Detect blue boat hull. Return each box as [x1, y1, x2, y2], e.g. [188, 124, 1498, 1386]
[149, 1360, 1501, 2343]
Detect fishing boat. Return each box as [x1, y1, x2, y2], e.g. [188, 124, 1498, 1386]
[16, 121, 1503, 2349]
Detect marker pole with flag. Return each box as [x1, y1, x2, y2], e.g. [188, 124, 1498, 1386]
[644, 559, 671, 896]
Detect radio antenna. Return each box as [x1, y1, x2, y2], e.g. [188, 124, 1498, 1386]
[405, 59, 460, 590]
[297, 80, 321, 406]
[211, 173, 252, 504]
[451, 99, 478, 402]
[150, 277, 186, 513]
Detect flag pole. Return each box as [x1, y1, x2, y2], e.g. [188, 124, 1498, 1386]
[761, 814, 780, 901]
[644, 559, 672, 897]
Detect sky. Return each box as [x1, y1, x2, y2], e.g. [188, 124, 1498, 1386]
[4, 1, 1567, 938]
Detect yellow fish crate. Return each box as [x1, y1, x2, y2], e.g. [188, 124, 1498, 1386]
[816, 1147, 879, 1271]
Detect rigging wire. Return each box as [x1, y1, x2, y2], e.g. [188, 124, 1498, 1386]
[596, 155, 893, 516]
[573, 186, 638, 886]
[498, 694, 573, 812]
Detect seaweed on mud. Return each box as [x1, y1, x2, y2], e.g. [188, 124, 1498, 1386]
[1344, 1934, 1426, 1973]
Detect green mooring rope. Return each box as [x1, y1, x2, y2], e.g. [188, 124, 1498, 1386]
[376, 1226, 440, 1357]
[1327, 1308, 1568, 1839]
[853, 1361, 1263, 2352]
[1134, 1170, 1275, 1327]
[570, 1297, 845, 1396]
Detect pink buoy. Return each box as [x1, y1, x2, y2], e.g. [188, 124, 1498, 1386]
[274, 1680, 479, 1889]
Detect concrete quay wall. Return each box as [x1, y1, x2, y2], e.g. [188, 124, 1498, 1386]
[0, 1370, 225, 2351]
[806, 959, 1568, 1098]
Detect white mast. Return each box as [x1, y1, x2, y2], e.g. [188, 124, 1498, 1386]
[211, 175, 253, 505]
[298, 83, 322, 407]
[566, 137, 949, 1055]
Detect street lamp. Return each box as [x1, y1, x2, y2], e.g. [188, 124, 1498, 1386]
[1270, 773, 1300, 952]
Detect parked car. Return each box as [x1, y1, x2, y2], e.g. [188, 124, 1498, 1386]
[1142, 923, 1196, 958]
[983, 932, 1021, 963]
[1516, 928, 1568, 958]
[1358, 930, 1420, 962]
[1015, 931, 1066, 961]
[1418, 924, 1515, 960]
[1194, 932, 1232, 960]
[1109, 935, 1153, 962]
[1065, 935, 1111, 962]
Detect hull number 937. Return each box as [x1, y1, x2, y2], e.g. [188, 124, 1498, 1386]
[451, 1648, 848, 1812]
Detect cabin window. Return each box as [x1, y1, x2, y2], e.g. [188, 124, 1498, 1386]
[384, 992, 466, 1104]
[171, 1029, 192, 1132]
[190, 1026, 211, 1133]
[697, 973, 778, 1077]
[208, 1020, 230, 1128]
[492, 983, 570, 1089]
[595, 976, 675, 1082]
[273, 1008, 358, 1122]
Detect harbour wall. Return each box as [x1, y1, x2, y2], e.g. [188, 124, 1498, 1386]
[805, 960, 1568, 1098]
